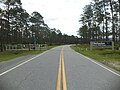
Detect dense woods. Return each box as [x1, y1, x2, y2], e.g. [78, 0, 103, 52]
[78, 0, 120, 47]
[0, 0, 79, 52]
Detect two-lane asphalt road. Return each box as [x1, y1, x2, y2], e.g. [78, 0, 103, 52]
[0, 46, 120, 90]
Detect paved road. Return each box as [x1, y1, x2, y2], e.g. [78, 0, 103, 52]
[0, 46, 120, 90]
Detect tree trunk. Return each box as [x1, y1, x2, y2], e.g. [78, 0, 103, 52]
[0, 43, 3, 52]
[103, 1, 109, 41]
[102, 20, 105, 41]
[119, 0, 120, 49]
[105, 18, 108, 41]
[109, 0, 115, 43]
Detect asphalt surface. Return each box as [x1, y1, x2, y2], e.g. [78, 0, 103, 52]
[0, 46, 120, 90]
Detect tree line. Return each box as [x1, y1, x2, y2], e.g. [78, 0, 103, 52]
[0, 0, 79, 52]
[78, 0, 120, 47]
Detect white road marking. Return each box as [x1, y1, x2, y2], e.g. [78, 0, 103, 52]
[0, 50, 49, 77]
[77, 52, 120, 77]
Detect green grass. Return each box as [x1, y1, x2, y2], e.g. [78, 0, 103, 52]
[71, 44, 120, 71]
[0, 45, 56, 62]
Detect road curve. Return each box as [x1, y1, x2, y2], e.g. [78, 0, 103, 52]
[0, 46, 120, 90]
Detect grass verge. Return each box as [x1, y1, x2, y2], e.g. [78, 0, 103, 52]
[71, 44, 120, 71]
[0, 45, 56, 62]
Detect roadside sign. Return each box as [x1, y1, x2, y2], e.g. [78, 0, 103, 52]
[92, 42, 112, 47]
[90, 41, 113, 50]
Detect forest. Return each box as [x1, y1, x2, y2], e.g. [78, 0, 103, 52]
[0, 0, 79, 52]
[78, 0, 120, 47]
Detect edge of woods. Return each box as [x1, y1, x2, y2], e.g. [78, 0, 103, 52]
[0, 45, 57, 62]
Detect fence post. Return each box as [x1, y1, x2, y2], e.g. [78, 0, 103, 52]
[112, 41, 114, 50]
[90, 41, 93, 50]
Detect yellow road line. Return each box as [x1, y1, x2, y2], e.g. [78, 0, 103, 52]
[56, 48, 67, 90]
[61, 49, 67, 90]
[56, 51, 62, 90]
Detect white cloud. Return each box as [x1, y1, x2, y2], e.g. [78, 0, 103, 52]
[21, 0, 92, 36]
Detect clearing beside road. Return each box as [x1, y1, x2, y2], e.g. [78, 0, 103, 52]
[71, 44, 120, 71]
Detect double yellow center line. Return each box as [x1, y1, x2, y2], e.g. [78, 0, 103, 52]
[56, 48, 67, 90]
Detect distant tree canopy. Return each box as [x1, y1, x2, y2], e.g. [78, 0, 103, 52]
[0, 0, 79, 52]
[78, 0, 120, 45]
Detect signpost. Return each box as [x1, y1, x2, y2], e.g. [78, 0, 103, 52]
[90, 41, 113, 50]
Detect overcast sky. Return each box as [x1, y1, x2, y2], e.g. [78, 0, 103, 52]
[21, 0, 92, 36]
